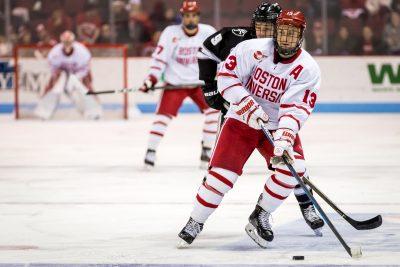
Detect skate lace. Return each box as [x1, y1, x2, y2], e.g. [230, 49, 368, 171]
[258, 210, 272, 230]
[185, 219, 202, 236]
[303, 205, 320, 221]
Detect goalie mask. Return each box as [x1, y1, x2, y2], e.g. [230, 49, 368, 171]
[251, 2, 282, 38]
[60, 30, 75, 56]
[274, 10, 306, 58]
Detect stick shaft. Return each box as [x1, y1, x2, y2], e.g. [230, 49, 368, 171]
[87, 83, 203, 95]
[259, 124, 354, 257]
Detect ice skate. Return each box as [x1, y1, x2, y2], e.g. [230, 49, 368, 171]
[143, 149, 156, 170]
[301, 204, 324, 236]
[245, 205, 274, 248]
[177, 217, 204, 248]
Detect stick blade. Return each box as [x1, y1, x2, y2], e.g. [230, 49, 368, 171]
[350, 246, 362, 258]
[350, 215, 382, 230]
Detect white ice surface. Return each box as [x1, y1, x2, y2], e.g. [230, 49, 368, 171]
[0, 114, 399, 266]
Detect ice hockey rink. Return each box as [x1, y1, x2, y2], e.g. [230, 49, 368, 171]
[0, 113, 399, 266]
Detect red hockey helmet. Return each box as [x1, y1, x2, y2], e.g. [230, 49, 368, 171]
[180, 1, 200, 14]
[274, 10, 307, 57]
[276, 10, 306, 29]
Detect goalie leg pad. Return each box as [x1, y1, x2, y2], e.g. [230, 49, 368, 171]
[65, 74, 103, 119]
[34, 72, 67, 120]
[34, 91, 61, 120]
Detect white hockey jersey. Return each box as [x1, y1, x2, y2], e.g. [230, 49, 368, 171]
[148, 24, 216, 86]
[47, 42, 91, 79]
[217, 38, 321, 134]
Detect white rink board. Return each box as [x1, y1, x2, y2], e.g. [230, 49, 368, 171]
[2, 56, 400, 114]
[0, 114, 399, 266]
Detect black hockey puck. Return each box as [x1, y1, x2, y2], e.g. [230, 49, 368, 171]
[292, 255, 305, 260]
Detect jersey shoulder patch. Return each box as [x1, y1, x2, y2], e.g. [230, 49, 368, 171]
[231, 28, 248, 37]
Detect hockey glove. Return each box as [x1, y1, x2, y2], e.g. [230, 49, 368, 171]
[232, 95, 269, 129]
[202, 81, 229, 114]
[272, 128, 296, 165]
[139, 75, 157, 93]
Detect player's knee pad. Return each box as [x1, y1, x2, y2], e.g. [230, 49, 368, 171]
[204, 167, 238, 195]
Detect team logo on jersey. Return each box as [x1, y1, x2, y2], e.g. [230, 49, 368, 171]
[232, 29, 247, 37]
[253, 51, 264, 60]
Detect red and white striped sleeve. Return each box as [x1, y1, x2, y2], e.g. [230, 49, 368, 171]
[147, 26, 173, 83]
[216, 41, 255, 104]
[278, 64, 321, 134]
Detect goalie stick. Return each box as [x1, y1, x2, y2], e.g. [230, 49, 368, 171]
[303, 176, 382, 230]
[86, 83, 204, 95]
[258, 121, 362, 258]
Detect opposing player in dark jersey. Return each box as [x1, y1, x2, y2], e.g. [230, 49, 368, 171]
[184, 2, 324, 242]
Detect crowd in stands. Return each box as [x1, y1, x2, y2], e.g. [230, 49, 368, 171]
[0, 0, 399, 57]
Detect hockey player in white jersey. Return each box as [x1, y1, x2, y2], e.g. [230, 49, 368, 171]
[140, 1, 218, 168]
[198, 1, 324, 238]
[179, 10, 322, 248]
[34, 31, 102, 120]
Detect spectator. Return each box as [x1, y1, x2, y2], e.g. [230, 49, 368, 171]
[165, 8, 181, 25]
[365, 0, 391, 39]
[76, 7, 102, 44]
[46, 9, 73, 39]
[35, 23, 57, 46]
[111, 0, 130, 43]
[330, 25, 357, 54]
[0, 35, 12, 57]
[383, 11, 400, 54]
[140, 30, 161, 57]
[306, 20, 324, 55]
[150, 1, 168, 31]
[340, 0, 367, 38]
[98, 24, 114, 44]
[356, 25, 386, 54]
[17, 24, 32, 45]
[128, 3, 152, 43]
[393, 0, 400, 12]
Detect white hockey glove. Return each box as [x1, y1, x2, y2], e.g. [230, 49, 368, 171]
[139, 75, 157, 93]
[232, 95, 269, 129]
[272, 128, 296, 165]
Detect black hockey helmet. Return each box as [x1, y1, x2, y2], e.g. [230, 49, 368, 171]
[251, 2, 282, 37]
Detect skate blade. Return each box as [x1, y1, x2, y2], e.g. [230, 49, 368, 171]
[177, 239, 190, 249]
[313, 227, 323, 237]
[245, 223, 268, 248]
[142, 164, 154, 172]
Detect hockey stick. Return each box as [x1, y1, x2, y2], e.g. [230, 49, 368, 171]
[86, 83, 204, 95]
[303, 177, 382, 230]
[258, 122, 362, 258]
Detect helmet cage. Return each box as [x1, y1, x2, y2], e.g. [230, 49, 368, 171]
[251, 2, 282, 38]
[273, 11, 306, 57]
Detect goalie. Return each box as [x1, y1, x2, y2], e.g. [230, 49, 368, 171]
[34, 31, 102, 120]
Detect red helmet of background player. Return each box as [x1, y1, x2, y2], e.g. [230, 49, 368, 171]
[274, 10, 307, 58]
[180, 1, 200, 14]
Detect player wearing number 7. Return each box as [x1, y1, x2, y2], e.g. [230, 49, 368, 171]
[178, 10, 321, 248]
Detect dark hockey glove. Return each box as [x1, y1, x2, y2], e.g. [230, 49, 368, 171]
[202, 81, 229, 113]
